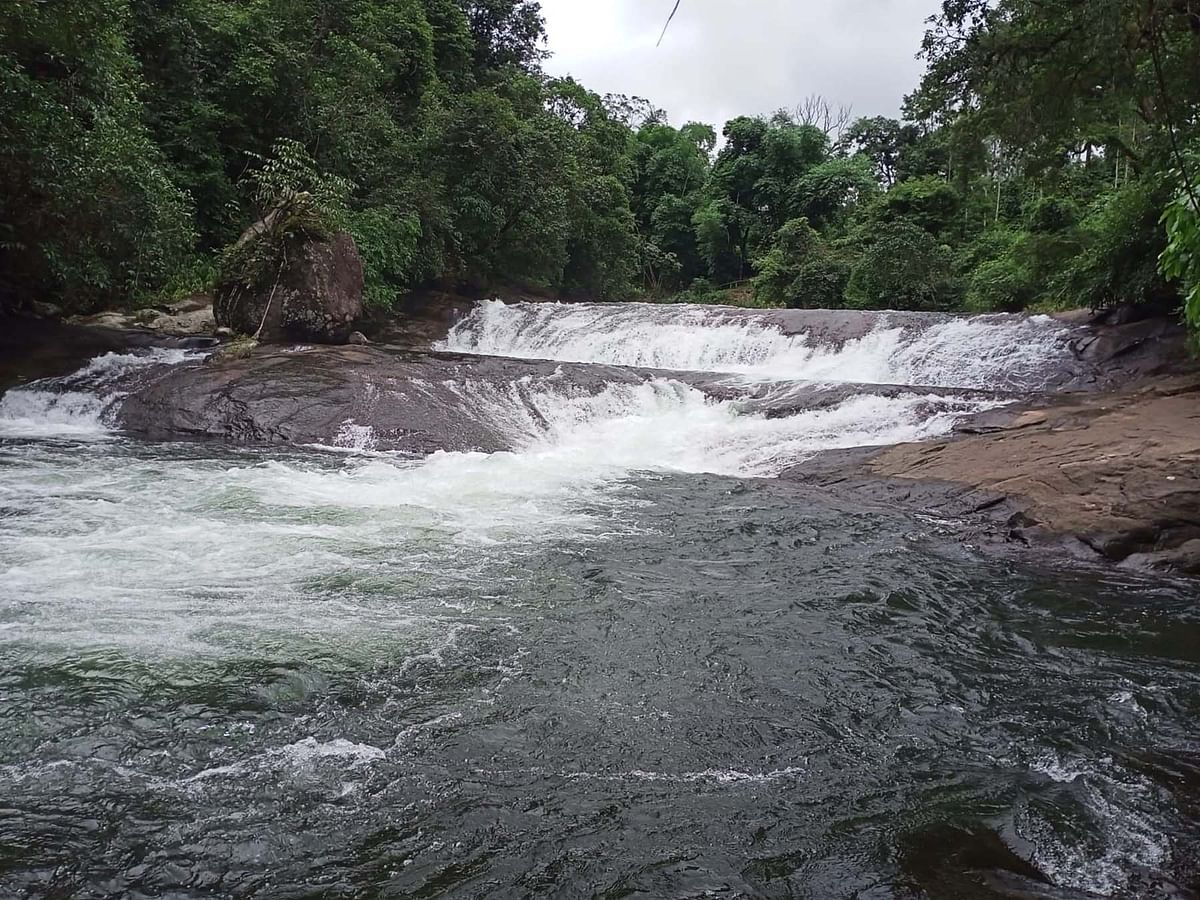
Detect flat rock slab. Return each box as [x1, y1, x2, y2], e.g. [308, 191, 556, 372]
[116, 346, 732, 454]
[120, 347, 602, 453]
[788, 376, 1200, 574]
[0, 315, 214, 390]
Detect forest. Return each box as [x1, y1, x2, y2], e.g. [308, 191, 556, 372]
[1, 0, 1198, 329]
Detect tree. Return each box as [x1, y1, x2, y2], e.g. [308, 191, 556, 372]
[1161, 182, 1200, 332]
[752, 218, 849, 308]
[846, 220, 958, 310]
[2, 0, 1195, 324]
[839, 117, 914, 186]
[437, 81, 571, 290]
[0, 0, 194, 310]
[792, 158, 879, 229]
[875, 176, 963, 237]
[459, 0, 546, 74]
[792, 93, 852, 141]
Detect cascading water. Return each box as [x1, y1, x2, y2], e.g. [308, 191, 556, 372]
[439, 299, 1081, 390]
[0, 348, 999, 649]
[390, 376, 1004, 479]
[0, 308, 1195, 900]
[0, 347, 198, 439]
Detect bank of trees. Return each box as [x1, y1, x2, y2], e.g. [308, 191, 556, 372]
[1, 0, 1198, 322]
[0, 0, 643, 311]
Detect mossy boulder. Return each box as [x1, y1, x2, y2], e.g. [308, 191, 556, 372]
[215, 215, 364, 344]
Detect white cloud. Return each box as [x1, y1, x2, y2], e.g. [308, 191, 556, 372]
[539, 0, 939, 129]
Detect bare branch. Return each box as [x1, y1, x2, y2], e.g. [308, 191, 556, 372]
[793, 93, 853, 140]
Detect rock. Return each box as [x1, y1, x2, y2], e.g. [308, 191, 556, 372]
[348, 331, 371, 345]
[66, 298, 217, 338]
[117, 347, 659, 453]
[1123, 539, 1200, 575]
[783, 374, 1200, 571]
[206, 336, 260, 363]
[897, 821, 1051, 892]
[150, 304, 217, 337]
[70, 311, 138, 331]
[214, 227, 364, 344]
[116, 349, 1024, 456]
[953, 408, 1048, 435]
[0, 315, 214, 391]
[166, 294, 212, 316]
[214, 326, 235, 339]
[1071, 316, 1193, 383]
[373, 290, 480, 348]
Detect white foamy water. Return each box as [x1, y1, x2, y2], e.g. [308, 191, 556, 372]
[439, 300, 1078, 390]
[1023, 752, 1172, 897]
[0, 327, 1186, 898]
[0, 359, 998, 653]
[0, 347, 199, 439]
[438, 377, 994, 479]
[0, 311, 1023, 655]
[0, 389, 111, 439]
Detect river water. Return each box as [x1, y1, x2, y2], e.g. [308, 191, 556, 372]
[1, 302, 1197, 898]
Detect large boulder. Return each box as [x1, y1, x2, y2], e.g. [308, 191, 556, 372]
[215, 228, 364, 344]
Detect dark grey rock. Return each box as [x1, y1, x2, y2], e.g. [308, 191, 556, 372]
[215, 231, 364, 344]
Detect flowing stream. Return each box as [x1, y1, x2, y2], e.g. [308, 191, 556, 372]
[1, 302, 1197, 898]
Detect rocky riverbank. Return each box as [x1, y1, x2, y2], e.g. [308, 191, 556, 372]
[787, 373, 1200, 574]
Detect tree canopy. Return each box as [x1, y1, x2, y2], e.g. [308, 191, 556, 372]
[1, 0, 1197, 324]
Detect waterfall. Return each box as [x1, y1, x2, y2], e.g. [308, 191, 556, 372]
[439, 299, 1079, 391]
[2, 354, 1002, 479]
[0, 301, 1062, 526]
[391, 377, 1001, 479]
[0, 348, 200, 439]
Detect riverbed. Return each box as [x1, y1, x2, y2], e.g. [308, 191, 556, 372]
[1, 302, 1197, 898]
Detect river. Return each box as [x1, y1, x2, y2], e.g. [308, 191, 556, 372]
[1, 302, 1197, 898]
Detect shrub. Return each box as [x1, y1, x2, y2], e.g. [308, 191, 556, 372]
[1054, 176, 1172, 309]
[965, 256, 1035, 311]
[785, 255, 852, 309]
[753, 218, 852, 309]
[1161, 183, 1200, 332]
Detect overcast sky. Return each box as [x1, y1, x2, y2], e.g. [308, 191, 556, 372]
[539, 0, 940, 130]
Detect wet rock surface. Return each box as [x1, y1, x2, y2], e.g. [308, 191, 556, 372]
[11, 300, 1199, 574]
[727, 306, 1194, 391]
[114, 343, 1022, 455]
[787, 376, 1200, 574]
[431, 297, 1194, 393]
[0, 314, 215, 390]
[118, 346, 659, 453]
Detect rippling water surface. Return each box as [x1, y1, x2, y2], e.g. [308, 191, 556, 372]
[2, 305, 1198, 898]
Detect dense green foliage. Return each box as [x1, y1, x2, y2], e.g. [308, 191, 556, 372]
[1, 0, 1197, 319]
[1162, 185, 1200, 330]
[0, 0, 648, 311]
